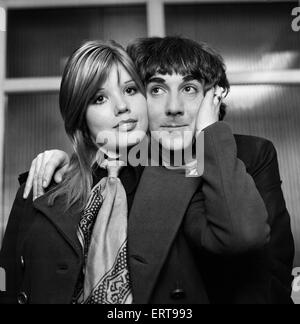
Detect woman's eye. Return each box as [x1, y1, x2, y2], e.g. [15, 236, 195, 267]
[94, 95, 106, 105]
[125, 87, 138, 96]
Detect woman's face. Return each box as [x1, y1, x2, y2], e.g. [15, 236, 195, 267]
[86, 63, 148, 154]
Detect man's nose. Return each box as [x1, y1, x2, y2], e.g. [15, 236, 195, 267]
[166, 95, 184, 117]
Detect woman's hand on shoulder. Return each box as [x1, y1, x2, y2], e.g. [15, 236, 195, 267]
[23, 150, 70, 200]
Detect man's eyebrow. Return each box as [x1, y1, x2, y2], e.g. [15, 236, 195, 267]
[147, 77, 166, 84]
[182, 75, 198, 82]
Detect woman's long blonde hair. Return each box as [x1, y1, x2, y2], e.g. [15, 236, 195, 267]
[48, 40, 146, 213]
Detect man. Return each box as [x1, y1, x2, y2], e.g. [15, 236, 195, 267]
[4, 37, 295, 304]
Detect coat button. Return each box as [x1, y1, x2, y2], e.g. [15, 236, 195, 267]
[20, 256, 25, 269]
[170, 288, 186, 300]
[17, 292, 28, 304]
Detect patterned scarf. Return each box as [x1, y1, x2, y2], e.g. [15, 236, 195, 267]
[75, 159, 133, 304]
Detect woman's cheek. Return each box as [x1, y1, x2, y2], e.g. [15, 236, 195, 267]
[86, 106, 110, 139]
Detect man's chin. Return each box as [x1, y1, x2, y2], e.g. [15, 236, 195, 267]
[160, 138, 194, 152]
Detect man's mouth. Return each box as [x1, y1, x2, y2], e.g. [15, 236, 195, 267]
[161, 124, 188, 131]
[114, 119, 138, 132]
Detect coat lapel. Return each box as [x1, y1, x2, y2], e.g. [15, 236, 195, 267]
[128, 166, 202, 304]
[33, 193, 83, 258]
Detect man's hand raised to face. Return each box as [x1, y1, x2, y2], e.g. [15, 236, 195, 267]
[196, 86, 224, 135]
[23, 150, 70, 200]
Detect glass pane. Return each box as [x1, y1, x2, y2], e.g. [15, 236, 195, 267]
[224, 85, 300, 265]
[3, 93, 72, 229]
[166, 2, 300, 72]
[7, 5, 147, 77]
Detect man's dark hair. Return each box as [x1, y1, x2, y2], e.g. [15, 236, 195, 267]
[127, 36, 230, 120]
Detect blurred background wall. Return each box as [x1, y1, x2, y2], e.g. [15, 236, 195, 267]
[0, 0, 299, 301]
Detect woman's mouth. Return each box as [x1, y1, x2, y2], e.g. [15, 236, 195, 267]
[115, 119, 138, 132]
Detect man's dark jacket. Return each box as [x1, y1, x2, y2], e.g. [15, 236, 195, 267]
[0, 122, 294, 304]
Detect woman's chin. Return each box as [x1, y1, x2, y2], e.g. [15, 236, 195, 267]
[125, 129, 147, 145]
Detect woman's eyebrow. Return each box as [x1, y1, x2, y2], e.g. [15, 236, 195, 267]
[124, 79, 135, 84]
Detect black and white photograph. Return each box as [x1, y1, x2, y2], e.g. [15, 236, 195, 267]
[0, 0, 299, 308]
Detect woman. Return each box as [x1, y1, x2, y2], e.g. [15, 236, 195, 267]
[0, 40, 148, 304]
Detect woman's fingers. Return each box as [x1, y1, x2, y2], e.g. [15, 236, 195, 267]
[54, 164, 69, 184]
[43, 150, 70, 186]
[23, 158, 37, 199]
[43, 161, 58, 188]
[23, 150, 70, 200]
[36, 152, 49, 199]
[33, 154, 43, 201]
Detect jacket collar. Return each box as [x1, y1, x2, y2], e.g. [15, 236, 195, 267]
[33, 192, 83, 258]
[128, 166, 202, 304]
[32, 165, 144, 259]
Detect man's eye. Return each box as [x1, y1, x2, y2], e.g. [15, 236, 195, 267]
[183, 86, 197, 94]
[151, 87, 164, 95]
[125, 87, 138, 96]
[94, 95, 106, 105]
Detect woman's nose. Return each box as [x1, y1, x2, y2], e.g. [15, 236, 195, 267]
[115, 98, 130, 115]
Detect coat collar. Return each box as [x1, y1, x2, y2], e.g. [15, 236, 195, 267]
[33, 192, 83, 258]
[32, 165, 144, 260]
[128, 166, 202, 304]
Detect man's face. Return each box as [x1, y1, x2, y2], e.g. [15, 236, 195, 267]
[146, 73, 204, 151]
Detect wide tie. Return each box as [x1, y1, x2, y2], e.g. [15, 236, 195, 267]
[77, 159, 133, 304]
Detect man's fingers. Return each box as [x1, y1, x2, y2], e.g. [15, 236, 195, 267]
[196, 87, 223, 133]
[199, 87, 217, 113]
[213, 86, 222, 106]
[23, 159, 37, 199]
[205, 88, 215, 104]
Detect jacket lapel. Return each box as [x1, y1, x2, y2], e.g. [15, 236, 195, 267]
[128, 166, 202, 304]
[33, 193, 83, 258]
